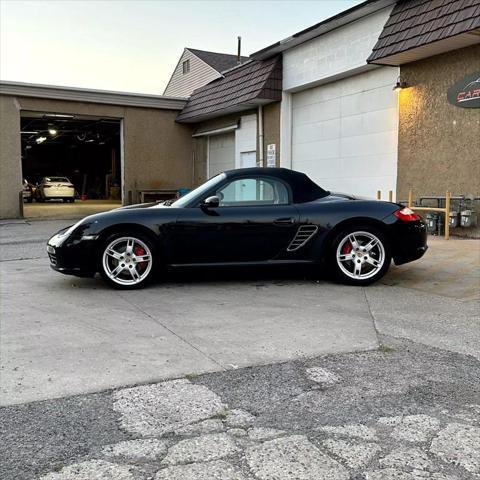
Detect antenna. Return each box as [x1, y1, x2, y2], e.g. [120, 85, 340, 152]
[237, 36, 242, 64]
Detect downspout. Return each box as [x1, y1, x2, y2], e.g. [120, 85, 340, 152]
[258, 105, 264, 167]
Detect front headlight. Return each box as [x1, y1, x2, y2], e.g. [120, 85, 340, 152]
[60, 219, 84, 237]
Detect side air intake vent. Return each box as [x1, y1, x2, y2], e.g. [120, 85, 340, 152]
[287, 225, 318, 252]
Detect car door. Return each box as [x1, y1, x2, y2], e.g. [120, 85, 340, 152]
[172, 175, 299, 264]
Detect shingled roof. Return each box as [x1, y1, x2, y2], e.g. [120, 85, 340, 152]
[176, 56, 282, 123]
[368, 0, 480, 64]
[188, 48, 249, 73]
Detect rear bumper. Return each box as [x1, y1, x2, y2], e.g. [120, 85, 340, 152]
[43, 192, 75, 198]
[389, 219, 428, 265]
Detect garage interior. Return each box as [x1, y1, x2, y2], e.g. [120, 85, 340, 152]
[21, 111, 122, 217]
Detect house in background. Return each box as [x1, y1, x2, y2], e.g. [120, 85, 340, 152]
[176, 56, 282, 186]
[163, 48, 249, 97]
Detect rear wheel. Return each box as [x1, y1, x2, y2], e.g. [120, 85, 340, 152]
[330, 226, 391, 286]
[99, 232, 156, 289]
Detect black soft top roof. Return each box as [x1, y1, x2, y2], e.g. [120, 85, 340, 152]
[223, 167, 329, 203]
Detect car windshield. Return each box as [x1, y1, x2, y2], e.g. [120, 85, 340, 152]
[45, 177, 70, 183]
[169, 173, 226, 208]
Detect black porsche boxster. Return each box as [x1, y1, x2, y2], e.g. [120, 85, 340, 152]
[47, 168, 427, 289]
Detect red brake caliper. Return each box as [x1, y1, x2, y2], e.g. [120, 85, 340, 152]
[134, 246, 147, 269]
[341, 241, 353, 255]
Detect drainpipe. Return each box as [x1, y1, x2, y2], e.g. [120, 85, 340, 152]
[258, 105, 264, 167]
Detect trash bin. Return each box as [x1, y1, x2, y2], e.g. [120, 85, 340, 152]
[449, 210, 459, 228]
[460, 209, 476, 227]
[437, 213, 444, 236]
[178, 187, 190, 197]
[425, 212, 439, 234]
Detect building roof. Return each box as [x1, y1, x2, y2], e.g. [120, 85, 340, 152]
[251, 0, 396, 60]
[0, 81, 187, 110]
[176, 56, 282, 123]
[368, 0, 480, 65]
[187, 48, 249, 73]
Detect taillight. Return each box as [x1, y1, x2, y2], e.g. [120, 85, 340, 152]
[394, 207, 421, 222]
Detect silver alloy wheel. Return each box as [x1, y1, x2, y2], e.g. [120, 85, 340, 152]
[336, 231, 385, 280]
[102, 236, 153, 286]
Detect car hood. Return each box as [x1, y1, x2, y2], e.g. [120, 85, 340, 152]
[113, 201, 171, 210]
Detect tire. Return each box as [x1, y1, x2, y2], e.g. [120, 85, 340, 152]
[63, 198, 68, 203]
[70, 198, 75, 203]
[329, 225, 391, 286]
[26, 197, 33, 203]
[99, 232, 157, 289]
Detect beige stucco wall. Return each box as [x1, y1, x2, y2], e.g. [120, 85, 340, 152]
[0, 95, 193, 217]
[397, 45, 480, 201]
[262, 102, 281, 167]
[0, 96, 23, 218]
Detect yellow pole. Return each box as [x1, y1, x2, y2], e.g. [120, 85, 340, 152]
[377, 190, 381, 200]
[408, 189, 413, 208]
[445, 191, 450, 240]
[388, 190, 393, 202]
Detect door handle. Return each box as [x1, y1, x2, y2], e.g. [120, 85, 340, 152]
[274, 217, 295, 225]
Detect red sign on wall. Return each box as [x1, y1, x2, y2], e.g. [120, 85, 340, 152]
[447, 72, 480, 108]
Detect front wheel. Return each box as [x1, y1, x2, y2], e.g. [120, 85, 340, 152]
[330, 227, 391, 286]
[99, 233, 156, 289]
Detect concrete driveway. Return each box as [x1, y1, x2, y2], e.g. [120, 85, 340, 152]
[23, 199, 121, 220]
[1, 219, 479, 406]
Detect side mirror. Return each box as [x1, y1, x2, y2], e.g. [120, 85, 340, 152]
[201, 195, 220, 208]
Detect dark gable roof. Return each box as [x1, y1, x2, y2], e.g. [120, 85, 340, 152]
[187, 48, 249, 73]
[176, 56, 282, 123]
[368, 0, 480, 63]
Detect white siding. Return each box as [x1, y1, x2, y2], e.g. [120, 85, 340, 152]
[164, 49, 221, 97]
[283, 8, 394, 92]
[208, 132, 235, 178]
[291, 68, 399, 199]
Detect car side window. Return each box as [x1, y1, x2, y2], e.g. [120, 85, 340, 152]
[216, 178, 289, 207]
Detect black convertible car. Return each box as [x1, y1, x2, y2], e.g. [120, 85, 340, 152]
[47, 168, 427, 289]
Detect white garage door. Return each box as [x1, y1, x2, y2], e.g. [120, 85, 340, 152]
[208, 132, 235, 178]
[291, 68, 399, 199]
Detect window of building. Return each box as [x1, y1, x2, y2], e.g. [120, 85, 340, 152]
[182, 59, 190, 74]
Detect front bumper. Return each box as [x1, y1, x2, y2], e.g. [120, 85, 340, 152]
[47, 230, 98, 277]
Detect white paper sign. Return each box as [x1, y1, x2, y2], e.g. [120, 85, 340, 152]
[267, 143, 276, 167]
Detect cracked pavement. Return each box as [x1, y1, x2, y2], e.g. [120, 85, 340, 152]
[1, 337, 479, 479]
[1, 219, 479, 479]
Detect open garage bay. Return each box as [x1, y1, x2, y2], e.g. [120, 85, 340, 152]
[21, 112, 122, 218]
